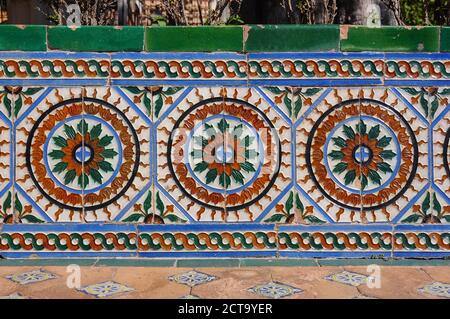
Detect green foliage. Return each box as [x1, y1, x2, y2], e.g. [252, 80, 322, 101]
[401, 0, 450, 26]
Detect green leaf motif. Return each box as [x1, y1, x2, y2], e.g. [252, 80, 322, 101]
[263, 214, 286, 223]
[377, 136, 392, 148]
[304, 215, 326, 224]
[244, 135, 255, 147]
[402, 88, 421, 95]
[432, 193, 442, 214]
[231, 170, 244, 185]
[77, 119, 88, 135]
[102, 149, 118, 159]
[344, 169, 356, 185]
[22, 87, 43, 95]
[53, 136, 68, 148]
[302, 88, 321, 96]
[2, 191, 11, 212]
[233, 124, 243, 138]
[122, 213, 144, 223]
[124, 87, 143, 94]
[154, 94, 164, 118]
[194, 161, 209, 173]
[64, 169, 77, 185]
[219, 173, 231, 187]
[332, 137, 347, 148]
[143, 93, 152, 115]
[295, 193, 304, 213]
[143, 191, 152, 214]
[422, 192, 430, 214]
[217, 118, 229, 133]
[165, 214, 187, 223]
[361, 174, 368, 190]
[328, 150, 344, 160]
[240, 161, 255, 172]
[419, 93, 428, 117]
[266, 87, 284, 94]
[333, 162, 348, 174]
[294, 96, 302, 118]
[356, 121, 367, 135]
[78, 173, 88, 188]
[377, 162, 393, 173]
[430, 98, 438, 119]
[64, 124, 76, 139]
[98, 161, 114, 172]
[284, 94, 292, 116]
[3, 95, 11, 117]
[90, 124, 102, 140]
[49, 150, 65, 160]
[14, 95, 22, 117]
[164, 87, 183, 95]
[286, 192, 294, 215]
[401, 214, 422, 223]
[368, 124, 380, 140]
[53, 162, 68, 174]
[156, 192, 164, 215]
[90, 169, 103, 185]
[368, 169, 382, 185]
[98, 135, 113, 147]
[21, 215, 44, 223]
[205, 169, 217, 184]
[14, 194, 22, 214]
[380, 150, 396, 160]
[342, 124, 355, 139]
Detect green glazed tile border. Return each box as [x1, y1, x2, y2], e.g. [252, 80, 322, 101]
[340, 25, 440, 52]
[440, 27, 450, 52]
[0, 25, 46, 51]
[0, 25, 449, 52]
[145, 26, 243, 52]
[176, 259, 240, 268]
[48, 26, 144, 52]
[244, 24, 340, 52]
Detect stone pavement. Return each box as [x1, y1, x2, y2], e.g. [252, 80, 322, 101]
[0, 259, 449, 299]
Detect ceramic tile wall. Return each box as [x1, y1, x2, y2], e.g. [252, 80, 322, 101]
[0, 50, 449, 258]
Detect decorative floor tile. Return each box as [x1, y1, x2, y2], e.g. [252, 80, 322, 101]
[324, 271, 368, 287]
[78, 281, 134, 298]
[168, 270, 217, 287]
[5, 269, 57, 285]
[247, 281, 302, 299]
[418, 282, 450, 298]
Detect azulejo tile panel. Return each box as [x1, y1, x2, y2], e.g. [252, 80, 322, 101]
[0, 51, 449, 258]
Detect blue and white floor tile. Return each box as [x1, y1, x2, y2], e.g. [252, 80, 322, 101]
[5, 269, 57, 285]
[418, 282, 450, 298]
[78, 281, 135, 298]
[247, 281, 302, 299]
[168, 270, 217, 287]
[324, 271, 368, 287]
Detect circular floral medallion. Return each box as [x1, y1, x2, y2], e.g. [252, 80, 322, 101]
[168, 97, 281, 211]
[306, 98, 418, 211]
[26, 97, 140, 211]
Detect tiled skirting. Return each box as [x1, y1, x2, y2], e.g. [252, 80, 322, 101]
[0, 50, 449, 259]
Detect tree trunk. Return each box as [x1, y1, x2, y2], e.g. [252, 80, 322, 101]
[336, 0, 399, 25]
